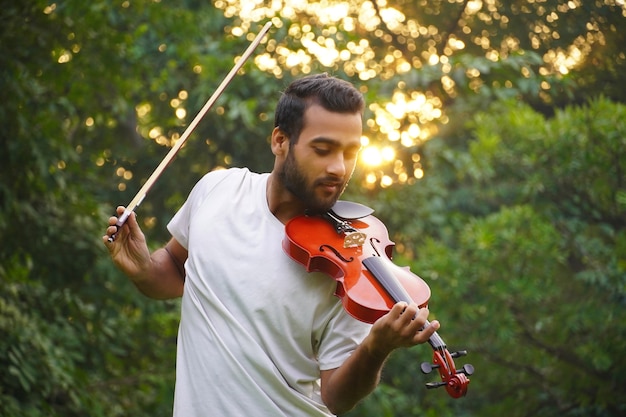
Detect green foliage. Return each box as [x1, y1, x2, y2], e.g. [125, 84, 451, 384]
[0, 268, 180, 417]
[356, 98, 626, 416]
[0, 0, 199, 415]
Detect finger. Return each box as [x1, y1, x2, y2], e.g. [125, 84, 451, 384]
[103, 228, 120, 246]
[103, 207, 128, 245]
[106, 219, 128, 243]
[103, 226, 123, 246]
[428, 319, 440, 332]
[417, 319, 440, 342]
[388, 301, 409, 320]
[396, 307, 429, 338]
[397, 302, 420, 325]
[110, 208, 135, 238]
[125, 211, 140, 233]
[412, 307, 429, 326]
[106, 225, 119, 236]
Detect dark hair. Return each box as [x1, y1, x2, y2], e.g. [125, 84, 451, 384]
[274, 73, 365, 143]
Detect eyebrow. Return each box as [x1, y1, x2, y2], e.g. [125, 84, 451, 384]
[310, 137, 361, 149]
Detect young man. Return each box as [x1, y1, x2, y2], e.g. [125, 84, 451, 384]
[103, 74, 439, 416]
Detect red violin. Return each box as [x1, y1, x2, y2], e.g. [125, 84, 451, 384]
[283, 201, 473, 398]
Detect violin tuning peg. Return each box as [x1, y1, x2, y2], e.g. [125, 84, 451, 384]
[425, 381, 447, 389]
[457, 363, 475, 376]
[420, 362, 439, 374]
[450, 350, 468, 358]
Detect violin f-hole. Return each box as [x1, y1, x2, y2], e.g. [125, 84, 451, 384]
[319, 244, 354, 263]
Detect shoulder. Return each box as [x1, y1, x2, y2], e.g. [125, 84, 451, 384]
[186, 167, 267, 207]
[199, 166, 249, 182]
[193, 167, 253, 192]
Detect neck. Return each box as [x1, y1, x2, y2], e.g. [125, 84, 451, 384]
[266, 172, 306, 224]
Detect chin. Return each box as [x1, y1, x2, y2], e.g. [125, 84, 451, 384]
[311, 197, 340, 214]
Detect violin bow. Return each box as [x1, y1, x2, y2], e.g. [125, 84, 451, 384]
[109, 21, 272, 242]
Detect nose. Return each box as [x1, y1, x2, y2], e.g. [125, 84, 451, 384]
[326, 153, 347, 179]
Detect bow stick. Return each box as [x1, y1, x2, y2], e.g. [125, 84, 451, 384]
[109, 21, 272, 242]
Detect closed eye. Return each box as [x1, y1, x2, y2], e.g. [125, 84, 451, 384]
[310, 137, 361, 159]
[314, 147, 332, 156]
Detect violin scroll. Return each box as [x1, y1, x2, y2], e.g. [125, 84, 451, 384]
[421, 348, 474, 398]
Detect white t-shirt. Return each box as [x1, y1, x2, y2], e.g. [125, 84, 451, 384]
[167, 168, 371, 416]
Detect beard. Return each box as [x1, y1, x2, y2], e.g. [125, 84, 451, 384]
[278, 150, 346, 214]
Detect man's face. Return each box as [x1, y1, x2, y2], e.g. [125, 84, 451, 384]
[278, 104, 362, 213]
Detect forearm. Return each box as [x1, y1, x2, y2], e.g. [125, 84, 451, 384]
[321, 334, 390, 415]
[131, 247, 185, 299]
[321, 303, 439, 415]
[105, 210, 186, 299]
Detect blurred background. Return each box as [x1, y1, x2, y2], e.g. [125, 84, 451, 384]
[1, 1, 625, 416]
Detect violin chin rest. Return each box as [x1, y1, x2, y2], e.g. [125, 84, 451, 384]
[330, 200, 375, 220]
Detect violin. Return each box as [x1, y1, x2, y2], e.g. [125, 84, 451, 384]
[282, 201, 473, 398]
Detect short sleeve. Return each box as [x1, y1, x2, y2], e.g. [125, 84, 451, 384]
[317, 305, 372, 371]
[167, 169, 237, 249]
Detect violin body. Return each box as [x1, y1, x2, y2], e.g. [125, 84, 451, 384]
[283, 214, 431, 324]
[283, 202, 473, 398]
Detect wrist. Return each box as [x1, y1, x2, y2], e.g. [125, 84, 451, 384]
[360, 333, 393, 363]
[128, 255, 154, 284]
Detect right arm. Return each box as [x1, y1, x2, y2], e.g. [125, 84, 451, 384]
[103, 206, 186, 299]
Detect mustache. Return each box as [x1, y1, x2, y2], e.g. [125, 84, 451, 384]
[314, 176, 344, 187]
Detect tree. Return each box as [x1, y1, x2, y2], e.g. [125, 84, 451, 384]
[215, 0, 626, 186]
[352, 97, 626, 416]
[1, 0, 625, 416]
[0, 1, 228, 415]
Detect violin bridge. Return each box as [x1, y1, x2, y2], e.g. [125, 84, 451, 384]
[344, 231, 366, 248]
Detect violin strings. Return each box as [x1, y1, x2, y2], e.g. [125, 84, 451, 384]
[342, 217, 456, 382]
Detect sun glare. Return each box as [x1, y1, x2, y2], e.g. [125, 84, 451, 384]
[360, 146, 383, 167]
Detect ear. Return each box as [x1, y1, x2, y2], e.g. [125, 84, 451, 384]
[271, 127, 290, 156]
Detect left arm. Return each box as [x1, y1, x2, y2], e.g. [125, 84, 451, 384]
[320, 302, 439, 415]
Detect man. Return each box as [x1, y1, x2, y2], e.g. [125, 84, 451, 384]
[103, 73, 439, 416]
